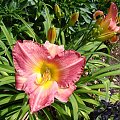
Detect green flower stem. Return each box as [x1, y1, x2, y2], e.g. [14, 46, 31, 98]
[86, 42, 103, 63]
[75, 20, 94, 50]
[57, 24, 69, 45]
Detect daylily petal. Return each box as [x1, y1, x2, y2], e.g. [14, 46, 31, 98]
[29, 81, 58, 113]
[15, 73, 27, 90]
[106, 2, 118, 23]
[100, 18, 111, 33]
[93, 10, 104, 20]
[105, 2, 119, 33]
[44, 41, 64, 58]
[109, 23, 120, 32]
[55, 84, 76, 102]
[12, 40, 49, 90]
[113, 26, 120, 32]
[110, 35, 119, 43]
[54, 50, 86, 87]
[23, 74, 38, 94]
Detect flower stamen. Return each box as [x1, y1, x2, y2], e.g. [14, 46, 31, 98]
[42, 68, 51, 81]
[36, 67, 51, 85]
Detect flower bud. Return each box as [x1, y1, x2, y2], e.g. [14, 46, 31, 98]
[68, 12, 79, 26]
[54, 4, 61, 18]
[96, 32, 116, 41]
[47, 26, 56, 43]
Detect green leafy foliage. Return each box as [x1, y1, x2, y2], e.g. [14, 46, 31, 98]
[0, 0, 120, 119]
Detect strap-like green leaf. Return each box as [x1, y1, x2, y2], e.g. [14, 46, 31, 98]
[0, 21, 15, 49]
[42, 108, 53, 120]
[69, 94, 78, 120]
[0, 93, 25, 106]
[0, 64, 14, 73]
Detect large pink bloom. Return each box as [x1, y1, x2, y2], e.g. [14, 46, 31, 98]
[93, 2, 120, 42]
[12, 40, 86, 113]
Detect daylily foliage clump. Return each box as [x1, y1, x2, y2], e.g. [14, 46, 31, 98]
[12, 40, 85, 113]
[0, 1, 120, 119]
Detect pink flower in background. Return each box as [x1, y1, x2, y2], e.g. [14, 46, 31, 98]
[93, 2, 120, 42]
[12, 40, 86, 113]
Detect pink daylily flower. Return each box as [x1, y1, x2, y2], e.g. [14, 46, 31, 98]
[12, 40, 86, 113]
[93, 2, 120, 42]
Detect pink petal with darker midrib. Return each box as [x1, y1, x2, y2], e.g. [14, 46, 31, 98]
[105, 2, 120, 32]
[53, 50, 86, 87]
[12, 40, 49, 90]
[55, 84, 76, 102]
[106, 2, 118, 23]
[29, 81, 58, 113]
[15, 73, 27, 90]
